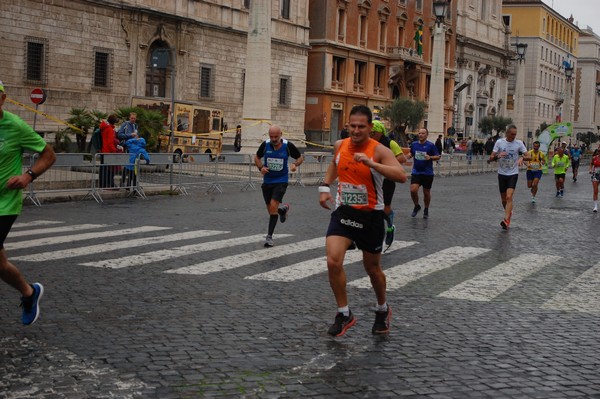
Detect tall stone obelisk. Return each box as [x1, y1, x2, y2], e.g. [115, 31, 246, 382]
[241, 0, 272, 153]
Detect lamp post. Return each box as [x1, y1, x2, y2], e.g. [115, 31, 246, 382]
[513, 41, 527, 139]
[563, 65, 574, 124]
[427, 0, 449, 141]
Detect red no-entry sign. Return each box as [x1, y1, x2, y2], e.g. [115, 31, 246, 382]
[30, 88, 46, 105]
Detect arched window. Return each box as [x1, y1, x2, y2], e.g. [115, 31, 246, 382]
[146, 41, 172, 98]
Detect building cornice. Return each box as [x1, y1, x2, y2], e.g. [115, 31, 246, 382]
[457, 35, 510, 59]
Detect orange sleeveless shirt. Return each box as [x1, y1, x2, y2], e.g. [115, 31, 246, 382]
[335, 138, 384, 211]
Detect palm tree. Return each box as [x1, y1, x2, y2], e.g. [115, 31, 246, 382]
[64, 108, 94, 152]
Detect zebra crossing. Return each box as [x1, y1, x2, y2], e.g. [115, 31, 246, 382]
[7, 220, 600, 315]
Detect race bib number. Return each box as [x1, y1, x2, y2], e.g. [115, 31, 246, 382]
[414, 151, 427, 161]
[340, 183, 368, 205]
[556, 161, 565, 168]
[499, 156, 514, 169]
[529, 162, 540, 170]
[266, 157, 284, 172]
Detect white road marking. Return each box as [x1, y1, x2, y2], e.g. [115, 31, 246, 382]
[12, 229, 226, 262]
[245, 241, 418, 282]
[7, 226, 171, 251]
[166, 235, 315, 275]
[11, 220, 63, 228]
[81, 234, 268, 269]
[438, 253, 562, 301]
[542, 261, 600, 313]
[8, 224, 107, 238]
[349, 246, 491, 289]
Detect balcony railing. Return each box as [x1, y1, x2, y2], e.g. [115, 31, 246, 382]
[387, 46, 424, 64]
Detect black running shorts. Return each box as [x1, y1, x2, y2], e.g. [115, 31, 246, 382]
[498, 174, 518, 193]
[326, 205, 385, 254]
[410, 174, 434, 190]
[0, 215, 18, 250]
[262, 183, 288, 204]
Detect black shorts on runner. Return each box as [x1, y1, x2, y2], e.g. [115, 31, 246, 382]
[554, 173, 566, 181]
[410, 174, 434, 190]
[572, 160, 580, 169]
[498, 174, 518, 193]
[326, 205, 385, 254]
[0, 215, 18, 250]
[262, 183, 288, 204]
[382, 179, 396, 206]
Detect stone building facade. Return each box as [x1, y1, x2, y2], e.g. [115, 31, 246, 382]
[305, 0, 457, 145]
[573, 28, 600, 138]
[0, 0, 310, 144]
[454, 0, 511, 139]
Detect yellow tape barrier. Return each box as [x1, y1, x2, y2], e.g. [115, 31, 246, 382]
[8, 97, 334, 149]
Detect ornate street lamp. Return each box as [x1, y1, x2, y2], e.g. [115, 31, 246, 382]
[564, 65, 574, 81]
[516, 42, 528, 63]
[433, 1, 449, 26]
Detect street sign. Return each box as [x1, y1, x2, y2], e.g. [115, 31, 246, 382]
[30, 88, 46, 105]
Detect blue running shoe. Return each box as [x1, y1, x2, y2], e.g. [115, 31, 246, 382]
[385, 225, 395, 246]
[21, 283, 43, 325]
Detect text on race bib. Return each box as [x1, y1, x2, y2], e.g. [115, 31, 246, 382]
[340, 182, 368, 205]
[266, 157, 284, 172]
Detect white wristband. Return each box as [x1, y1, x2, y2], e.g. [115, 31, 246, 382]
[318, 186, 331, 193]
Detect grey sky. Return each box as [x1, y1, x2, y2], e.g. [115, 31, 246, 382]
[541, 0, 599, 35]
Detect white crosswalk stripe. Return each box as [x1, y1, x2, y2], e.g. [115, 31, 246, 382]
[166, 235, 313, 276]
[349, 246, 491, 289]
[7, 226, 171, 252]
[542, 261, 600, 314]
[81, 234, 269, 269]
[12, 220, 64, 229]
[9, 224, 108, 238]
[245, 240, 418, 282]
[12, 229, 224, 262]
[438, 253, 562, 302]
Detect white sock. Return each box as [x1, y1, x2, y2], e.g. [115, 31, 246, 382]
[337, 306, 349, 316]
[375, 303, 388, 312]
[594, 201, 598, 208]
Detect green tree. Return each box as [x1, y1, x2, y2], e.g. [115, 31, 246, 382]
[478, 116, 495, 135]
[478, 116, 513, 137]
[63, 108, 94, 152]
[116, 107, 166, 150]
[535, 122, 549, 137]
[492, 116, 513, 135]
[576, 131, 598, 148]
[380, 97, 426, 146]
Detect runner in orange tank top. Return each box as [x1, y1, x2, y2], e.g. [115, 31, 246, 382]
[318, 105, 407, 337]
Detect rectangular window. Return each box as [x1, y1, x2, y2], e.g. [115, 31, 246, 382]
[416, 0, 423, 12]
[243, 0, 251, 9]
[354, 61, 367, 92]
[279, 75, 291, 106]
[25, 37, 47, 84]
[379, 21, 387, 52]
[359, 15, 367, 47]
[241, 69, 246, 102]
[332, 56, 345, 90]
[374, 64, 386, 96]
[199, 64, 215, 100]
[280, 0, 290, 19]
[337, 8, 346, 41]
[399, 0, 407, 6]
[93, 49, 112, 89]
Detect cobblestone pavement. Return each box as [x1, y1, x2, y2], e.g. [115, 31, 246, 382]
[1, 170, 600, 398]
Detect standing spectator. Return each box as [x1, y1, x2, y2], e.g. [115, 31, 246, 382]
[233, 124, 242, 152]
[406, 128, 441, 219]
[339, 123, 349, 139]
[445, 136, 455, 155]
[123, 132, 150, 188]
[488, 125, 530, 230]
[466, 137, 474, 164]
[484, 137, 494, 155]
[99, 114, 120, 188]
[254, 125, 304, 247]
[589, 149, 600, 212]
[435, 135, 443, 154]
[0, 79, 56, 325]
[117, 112, 138, 145]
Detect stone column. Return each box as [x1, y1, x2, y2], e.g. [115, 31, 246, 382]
[427, 23, 446, 142]
[241, 0, 272, 154]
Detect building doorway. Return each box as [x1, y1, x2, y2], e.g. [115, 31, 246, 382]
[146, 41, 171, 97]
[330, 109, 342, 144]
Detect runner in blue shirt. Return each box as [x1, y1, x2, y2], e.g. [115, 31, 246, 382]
[405, 128, 440, 219]
[570, 144, 582, 182]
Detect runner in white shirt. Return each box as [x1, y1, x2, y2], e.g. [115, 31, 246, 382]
[488, 125, 531, 230]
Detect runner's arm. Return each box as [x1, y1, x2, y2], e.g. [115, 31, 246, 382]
[356, 144, 407, 183]
[319, 142, 340, 210]
[7, 144, 56, 189]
